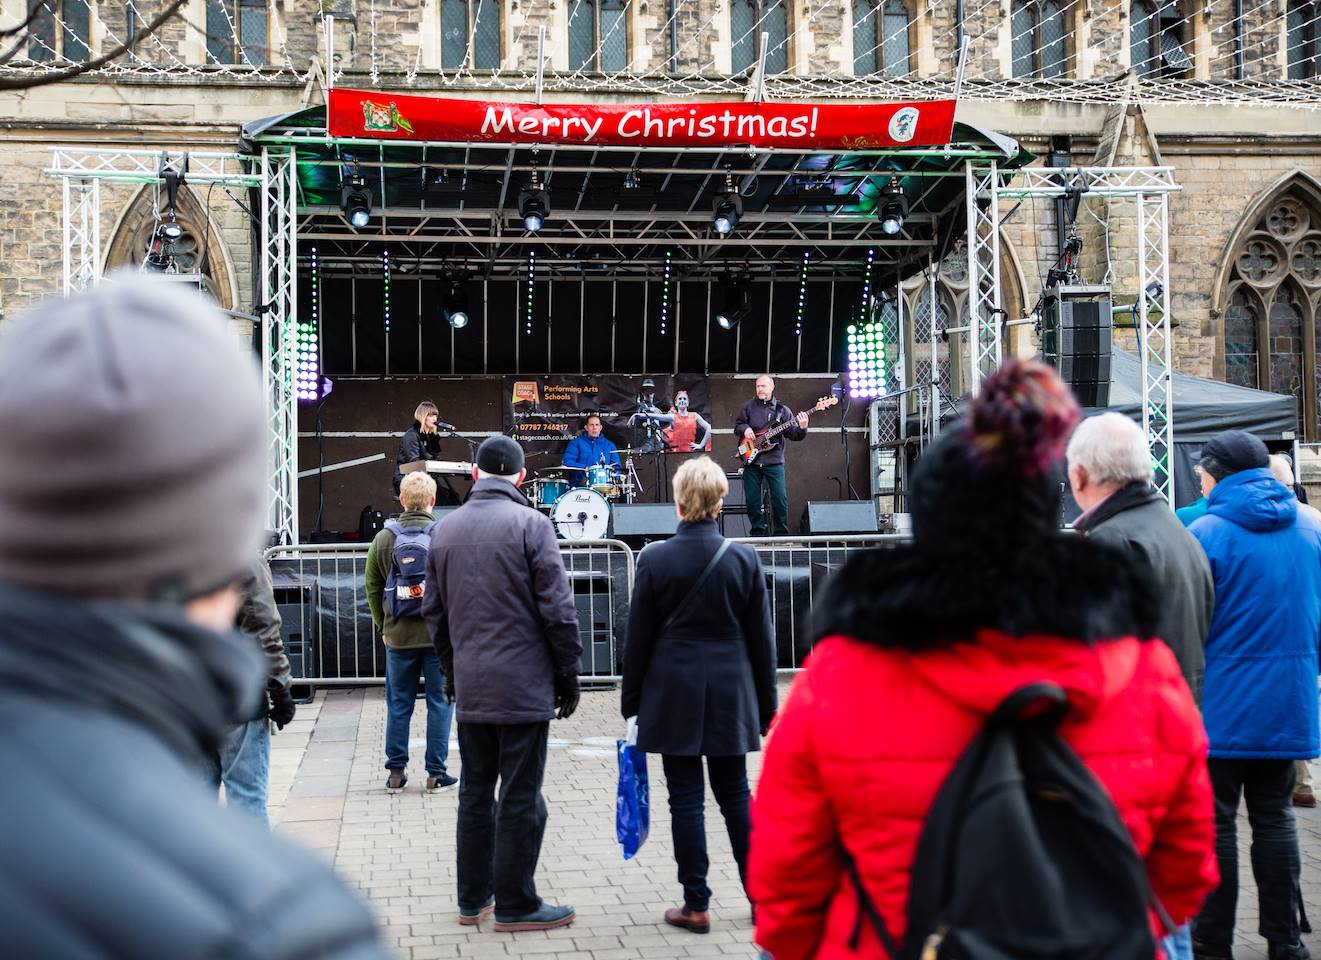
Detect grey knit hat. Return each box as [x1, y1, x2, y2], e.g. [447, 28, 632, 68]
[0, 276, 268, 601]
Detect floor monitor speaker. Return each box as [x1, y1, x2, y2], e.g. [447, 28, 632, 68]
[801, 500, 879, 534]
[610, 503, 680, 540]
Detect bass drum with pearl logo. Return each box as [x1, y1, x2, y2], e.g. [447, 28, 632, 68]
[551, 487, 611, 541]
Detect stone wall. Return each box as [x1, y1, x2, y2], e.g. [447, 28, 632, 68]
[5, 0, 1310, 81]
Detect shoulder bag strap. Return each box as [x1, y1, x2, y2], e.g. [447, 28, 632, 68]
[839, 843, 901, 959]
[655, 539, 733, 637]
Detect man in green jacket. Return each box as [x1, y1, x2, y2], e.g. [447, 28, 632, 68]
[366, 472, 456, 793]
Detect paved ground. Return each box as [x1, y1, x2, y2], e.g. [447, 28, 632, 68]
[261, 683, 1321, 960]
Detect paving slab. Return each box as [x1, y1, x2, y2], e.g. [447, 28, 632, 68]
[269, 685, 1321, 960]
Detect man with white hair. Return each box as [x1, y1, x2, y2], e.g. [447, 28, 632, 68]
[1067, 412, 1214, 701]
[422, 435, 581, 933]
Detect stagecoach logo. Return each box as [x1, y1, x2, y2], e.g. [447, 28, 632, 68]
[512, 381, 540, 405]
[361, 100, 415, 135]
[888, 106, 920, 143]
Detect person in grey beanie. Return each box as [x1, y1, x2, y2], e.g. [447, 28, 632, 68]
[0, 276, 388, 960]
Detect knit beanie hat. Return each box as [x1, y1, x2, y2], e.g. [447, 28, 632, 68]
[476, 435, 525, 477]
[0, 276, 268, 601]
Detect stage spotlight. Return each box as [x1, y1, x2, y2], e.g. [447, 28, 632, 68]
[878, 178, 908, 236]
[519, 187, 549, 233]
[714, 276, 751, 329]
[159, 221, 184, 241]
[340, 172, 372, 229]
[443, 278, 470, 329]
[712, 188, 743, 236]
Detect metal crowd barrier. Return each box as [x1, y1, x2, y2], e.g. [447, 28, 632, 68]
[263, 533, 905, 690]
[263, 539, 635, 688]
[728, 534, 911, 673]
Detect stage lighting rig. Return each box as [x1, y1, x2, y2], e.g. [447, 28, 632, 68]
[443, 275, 470, 329]
[712, 170, 743, 236]
[340, 166, 372, 229]
[878, 178, 908, 236]
[520, 169, 549, 233]
[714, 275, 752, 330]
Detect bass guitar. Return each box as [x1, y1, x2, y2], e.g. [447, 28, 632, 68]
[736, 396, 838, 464]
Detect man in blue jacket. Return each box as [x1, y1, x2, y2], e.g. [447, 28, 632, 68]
[1189, 430, 1321, 960]
[562, 413, 621, 486]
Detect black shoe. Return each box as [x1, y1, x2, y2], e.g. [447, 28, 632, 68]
[1268, 943, 1311, 960]
[1192, 940, 1235, 960]
[492, 903, 575, 932]
[457, 895, 494, 926]
[385, 769, 407, 794]
[426, 773, 458, 792]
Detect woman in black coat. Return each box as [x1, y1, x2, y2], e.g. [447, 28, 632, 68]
[620, 455, 777, 934]
[392, 400, 444, 495]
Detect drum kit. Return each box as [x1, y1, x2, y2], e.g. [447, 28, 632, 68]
[526, 449, 645, 541]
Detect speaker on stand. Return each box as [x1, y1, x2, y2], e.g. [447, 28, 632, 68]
[1041, 284, 1113, 407]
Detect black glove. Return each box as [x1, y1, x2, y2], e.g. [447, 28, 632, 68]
[442, 672, 456, 705]
[760, 712, 775, 738]
[554, 671, 580, 720]
[268, 685, 297, 730]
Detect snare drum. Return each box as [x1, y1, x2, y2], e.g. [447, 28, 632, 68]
[586, 464, 619, 499]
[531, 477, 569, 510]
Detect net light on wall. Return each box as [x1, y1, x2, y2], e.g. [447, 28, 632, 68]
[847, 248, 886, 399]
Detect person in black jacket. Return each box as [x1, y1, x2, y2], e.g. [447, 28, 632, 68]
[733, 375, 809, 536]
[621, 455, 777, 935]
[393, 399, 446, 495]
[423, 436, 582, 933]
[0, 278, 385, 960]
[206, 559, 298, 826]
[1066, 412, 1214, 702]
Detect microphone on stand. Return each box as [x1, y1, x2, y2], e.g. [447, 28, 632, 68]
[436, 421, 456, 431]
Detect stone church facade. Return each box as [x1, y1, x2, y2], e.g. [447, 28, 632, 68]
[1, 0, 1319, 433]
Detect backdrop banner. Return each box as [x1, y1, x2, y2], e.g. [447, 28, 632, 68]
[504, 375, 713, 462]
[329, 89, 958, 150]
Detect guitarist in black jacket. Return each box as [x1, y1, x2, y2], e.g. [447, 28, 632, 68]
[734, 375, 809, 536]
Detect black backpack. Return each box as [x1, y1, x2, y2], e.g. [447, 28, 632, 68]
[845, 682, 1170, 960]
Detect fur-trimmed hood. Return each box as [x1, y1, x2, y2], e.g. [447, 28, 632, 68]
[810, 533, 1161, 652]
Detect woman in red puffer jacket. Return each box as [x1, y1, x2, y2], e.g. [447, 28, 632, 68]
[748, 361, 1218, 960]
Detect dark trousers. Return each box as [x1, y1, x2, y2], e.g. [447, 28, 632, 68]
[662, 754, 751, 912]
[743, 463, 788, 536]
[456, 721, 549, 916]
[1193, 758, 1301, 948]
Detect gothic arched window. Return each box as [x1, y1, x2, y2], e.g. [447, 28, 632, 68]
[730, 0, 789, 73]
[1287, 0, 1321, 79]
[1011, 0, 1068, 78]
[441, 0, 501, 70]
[852, 0, 912, 77]
[1222, 187, 1321, 437]
[569, 0, 629, 72]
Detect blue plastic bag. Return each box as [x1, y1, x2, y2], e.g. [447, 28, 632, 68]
[615, 739, 650, 860]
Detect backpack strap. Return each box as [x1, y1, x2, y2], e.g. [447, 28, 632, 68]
[839, 842, 901, 960]
[384, 519, 403, 536]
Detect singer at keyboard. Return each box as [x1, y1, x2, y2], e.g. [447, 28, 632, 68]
[394, 400, 456, 496]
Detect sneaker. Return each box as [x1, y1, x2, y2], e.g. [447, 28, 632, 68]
[457, 895, 495, 926]
[664, 905, 711, 934]
[1293, 790, 1317, 808]
[385, 769, 407, 794]
[426, 773, 458, 792]
[1268, 943, 1311, 960]
[492, 902, 575, 932]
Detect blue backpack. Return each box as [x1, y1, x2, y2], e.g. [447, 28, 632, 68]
[383, 519, 436, 619]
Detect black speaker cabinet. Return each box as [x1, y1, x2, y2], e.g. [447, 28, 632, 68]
[801, 500, 879, 534]
[611, 503, 680, 540]
[1042, 285, 1112, 407]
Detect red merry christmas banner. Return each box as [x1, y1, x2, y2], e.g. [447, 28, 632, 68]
[327, 89, 957, 150]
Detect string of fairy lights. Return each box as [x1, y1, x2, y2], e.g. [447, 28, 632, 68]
[524, 249, 537, 336]
[659, 249, 672, 336]
[795, 250, 810, 338]
[294, 244, 321, 401]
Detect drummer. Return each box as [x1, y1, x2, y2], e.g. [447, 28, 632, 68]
[562, 413, 621, 486]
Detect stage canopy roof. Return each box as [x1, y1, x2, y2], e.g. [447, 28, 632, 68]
[241, 100, 1030, 283]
